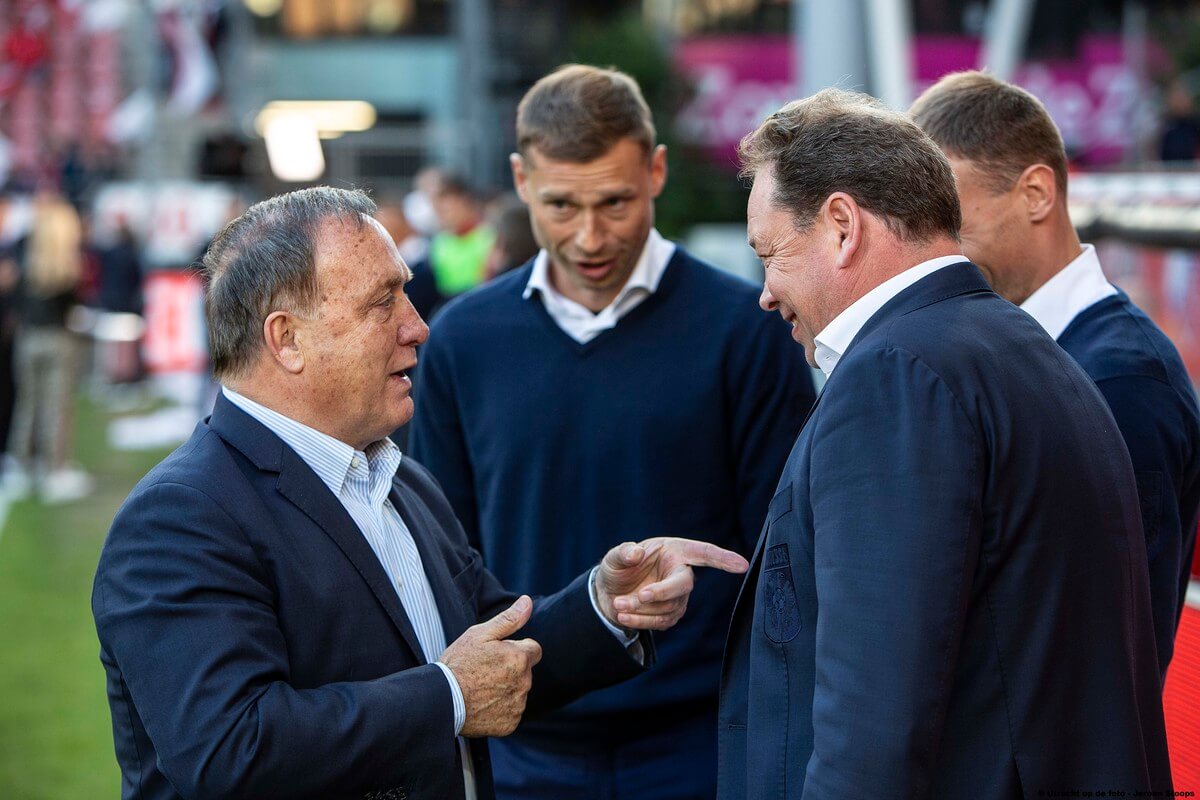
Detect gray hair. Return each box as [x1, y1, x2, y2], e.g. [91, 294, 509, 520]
[202, 186, 377, 381]
[738, 88, 961, 242]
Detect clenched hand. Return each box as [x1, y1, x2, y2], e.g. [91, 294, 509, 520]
[441, 595, 543, 737]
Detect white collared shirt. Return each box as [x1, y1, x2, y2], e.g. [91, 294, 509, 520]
[1019, 244, 1117, 341]
[813, 255, 967, 379]
[523, 229, 676, 343]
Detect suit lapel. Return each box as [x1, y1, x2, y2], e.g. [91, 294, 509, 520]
[208, 392, 431, 662]
[731, 383, 824, 619]
[271, 439, 428, 664]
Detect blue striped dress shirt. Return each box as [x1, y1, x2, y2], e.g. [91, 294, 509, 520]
[222, 387, 477, 799]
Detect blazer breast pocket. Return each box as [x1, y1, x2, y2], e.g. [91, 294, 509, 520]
[767, 483, 793, 524]
[762, 542, 801, 643]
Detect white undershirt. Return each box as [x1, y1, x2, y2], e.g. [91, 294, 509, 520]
[1019, 244, 1117, 341]
[523, 229, 676, 343]
[813, 255, 967, 379]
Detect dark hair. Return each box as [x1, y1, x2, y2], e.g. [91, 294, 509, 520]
[516, 64, 655, 162]
[203, 186, 376, 381]
[435, 173, 478, 201]
[739, 88, 961, 242]
[909, 70, 1069, 196]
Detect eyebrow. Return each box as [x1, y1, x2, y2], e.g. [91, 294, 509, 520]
[537, 187, 636, 203]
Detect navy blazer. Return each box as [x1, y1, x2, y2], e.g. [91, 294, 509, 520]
[92, 394, 649, 800]
[717, 264, 1170, 799]
[1057, 290, 1200, 682]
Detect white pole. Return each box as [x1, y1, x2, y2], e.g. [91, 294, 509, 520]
[865, 0, 915, 109]
[797, 0, 868, 98]
[980, 0, 1037, 80]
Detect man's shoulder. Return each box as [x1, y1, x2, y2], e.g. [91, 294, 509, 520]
[663, 248, 788, 344]
[119, 421, 246, 515]
[840, 286, 1058, 394]
[1060, 294, 1188, 389]
[668, 247, 761, 302]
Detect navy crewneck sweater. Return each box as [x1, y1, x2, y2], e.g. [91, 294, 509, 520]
[410, 248, 814, 742]
[1057, 290, 1200, 681]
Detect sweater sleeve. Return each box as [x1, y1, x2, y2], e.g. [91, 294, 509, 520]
[409, 326, 482, 551]
[725, 309, 816, 552]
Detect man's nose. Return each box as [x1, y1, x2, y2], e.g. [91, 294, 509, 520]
[575, 212, 603, 254]
[398, 298, 430, 347]
[759, 284, 777, 313]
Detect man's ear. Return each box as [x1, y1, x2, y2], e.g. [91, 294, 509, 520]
[264, 311, 305, 374]
[824, 192, 862, 270]
[649, 144, 668, 199]
[1017, 163, 1058, 224]
[510, 152, 530, 203]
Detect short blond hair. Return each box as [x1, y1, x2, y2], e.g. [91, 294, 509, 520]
[910, 71, 1069, 196]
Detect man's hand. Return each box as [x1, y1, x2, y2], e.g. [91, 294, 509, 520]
[440, 595, 543, 738]
[595, 538, 750, 630]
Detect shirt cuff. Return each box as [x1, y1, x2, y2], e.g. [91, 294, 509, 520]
[589, 565, 640, 649]
[435, 661, 466, 736]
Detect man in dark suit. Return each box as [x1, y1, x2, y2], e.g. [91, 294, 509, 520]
[911, 71, 1200, 683]
[91, 187, 748, 800]
[715, 89, 1170, 798]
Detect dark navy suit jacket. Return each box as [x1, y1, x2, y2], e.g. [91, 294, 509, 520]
[717, 264, 1170, 799]
[1057, 290, 1200, 682]
[92, 394, 648, 800]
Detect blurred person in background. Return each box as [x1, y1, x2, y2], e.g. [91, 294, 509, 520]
[377, 195, 431, 267]
[377, 197, 441, 323]
[410, 64, 815, 800]
[5, 188, 91, 503]
[405, 165, 445, 239]
[483, 194, 538, 281]
[94, 219, 146, 401]
[912, 71, 1200, 684]
[428, 174, 494, 299]
[1159, 78, 1200, 162]
[0, 192, 25, 481]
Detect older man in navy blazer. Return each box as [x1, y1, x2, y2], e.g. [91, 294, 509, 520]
[715, 90, 1170, 799]
[91, 187, 748, 800]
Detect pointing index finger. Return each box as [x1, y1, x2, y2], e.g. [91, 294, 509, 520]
[675, 539, 750, 573]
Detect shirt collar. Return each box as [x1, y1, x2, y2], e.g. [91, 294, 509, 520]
[813, 254, 967, 379]
[1019, 244, 1117, 341]
[522, 228, 676, 313]
[221, 386, 402, 496]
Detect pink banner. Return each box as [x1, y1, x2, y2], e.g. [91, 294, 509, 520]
[675, 34, 1161, 169]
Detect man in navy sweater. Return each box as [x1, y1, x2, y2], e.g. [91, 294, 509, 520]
[409, 65, 814, 800]
[912, 72, 1200, 682]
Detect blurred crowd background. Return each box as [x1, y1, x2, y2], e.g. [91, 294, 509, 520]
[2, 0, 1200, 797]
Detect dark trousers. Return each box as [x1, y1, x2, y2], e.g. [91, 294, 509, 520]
[491, 709, 717, 800]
